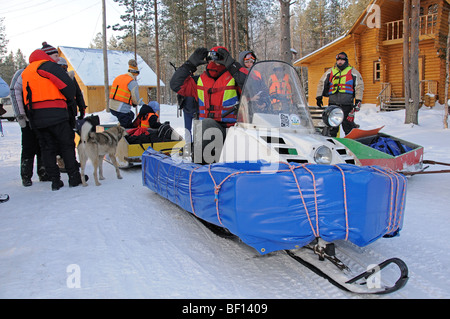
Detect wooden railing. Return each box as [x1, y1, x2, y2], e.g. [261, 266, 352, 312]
[386, 13, 438, 41]
[377, 82, 391, 110]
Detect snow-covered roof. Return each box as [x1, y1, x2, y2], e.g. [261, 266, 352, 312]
[59, 46, 164, 87]
[294, 33, 349, 65]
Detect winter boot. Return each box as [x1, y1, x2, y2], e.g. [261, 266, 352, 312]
[37, 158, 51, 182]
[21, 158, 34, 187]
[51, 178, 64, 191]
[68, 171, 89, 187]
[22, 178, 32, 187]
[39, 172, 51, 182]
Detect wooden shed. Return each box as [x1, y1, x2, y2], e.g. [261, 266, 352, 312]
[294, 0, 450, 110]
[58, 46, 164, 113]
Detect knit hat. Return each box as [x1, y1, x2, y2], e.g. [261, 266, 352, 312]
[128, 59, 139, 74]
[210, 46, 228, 53]
[41, 42, 58, 56]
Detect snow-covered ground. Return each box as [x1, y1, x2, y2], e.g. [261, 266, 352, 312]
[0, 103, 449, 299]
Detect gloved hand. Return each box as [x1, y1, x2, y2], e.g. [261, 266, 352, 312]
[316, 96, 323, 108]
[187, 47, 208, 67]
[347, 109, 355, 122]
[17, 114, 28, 128]
[78, 107, 85, 120]
[354, 99, 361, 112]
[216, 48, 235, 69]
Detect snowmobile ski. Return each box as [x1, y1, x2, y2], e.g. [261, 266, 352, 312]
[285, 240, 409, 295]
[193, 216, 408, 294]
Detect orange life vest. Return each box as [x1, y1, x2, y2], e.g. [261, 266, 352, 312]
[269, 74, 292, 101]
[22, 60, 67, 108]
[109, 74, 134, 105]
[139, 112, 159, 128]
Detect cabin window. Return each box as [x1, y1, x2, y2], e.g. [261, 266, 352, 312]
[373, 61, 381, 82]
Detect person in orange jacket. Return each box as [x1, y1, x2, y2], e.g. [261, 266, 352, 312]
[22, 42, 86, 190]
[268, 65, 293, 112]
[109, 59, 141, 128]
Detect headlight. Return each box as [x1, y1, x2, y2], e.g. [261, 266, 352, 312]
[322, 105, 344, 127]
[314, 146, 332, 164]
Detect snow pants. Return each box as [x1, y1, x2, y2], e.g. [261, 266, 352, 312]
[21, 123, 47, 181]
[35, 121, 79, 180]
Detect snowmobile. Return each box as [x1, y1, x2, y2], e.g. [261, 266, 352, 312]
[142, 60, 410, 294]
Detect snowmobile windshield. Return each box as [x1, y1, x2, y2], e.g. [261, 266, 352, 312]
[237, 60, 315, 133]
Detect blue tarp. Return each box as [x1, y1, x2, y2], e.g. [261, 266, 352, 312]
[142, 148, 407, 254]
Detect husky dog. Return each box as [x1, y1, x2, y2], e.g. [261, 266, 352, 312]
[78, 121, 127, 186]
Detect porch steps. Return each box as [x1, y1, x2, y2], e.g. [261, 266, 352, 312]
[308, 106, 325, 131]
[382, 97, 407, 111]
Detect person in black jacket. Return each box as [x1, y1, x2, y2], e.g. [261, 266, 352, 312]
[316, 52, 364, 137]
[22, 43, 86, 190]
[57, 57, 86, 123]
[177, 94, 198, 141]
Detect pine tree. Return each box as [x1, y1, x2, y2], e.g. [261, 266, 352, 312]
[0, 18, 8, 59]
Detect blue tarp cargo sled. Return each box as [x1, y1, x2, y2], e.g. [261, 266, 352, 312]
[142, 148, 407, 255]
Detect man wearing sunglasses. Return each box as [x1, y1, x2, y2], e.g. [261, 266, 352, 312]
[316, 52, 364, 137]
[170, 46, 248, 164]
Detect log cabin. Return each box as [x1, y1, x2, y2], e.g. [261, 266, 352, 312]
[294, 0, 450, 111]
[58, 46, 164, 113]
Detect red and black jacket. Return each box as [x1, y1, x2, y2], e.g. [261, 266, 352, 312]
[22, 50, 75, 128]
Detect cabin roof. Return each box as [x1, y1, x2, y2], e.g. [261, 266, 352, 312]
[58, 46, 165, 87]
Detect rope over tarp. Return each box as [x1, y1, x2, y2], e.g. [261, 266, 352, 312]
[142, 148, 407, 255]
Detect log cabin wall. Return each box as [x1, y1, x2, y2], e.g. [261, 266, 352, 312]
[296, 0, 450, 106]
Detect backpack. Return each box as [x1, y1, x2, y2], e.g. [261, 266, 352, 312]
[369, 136, 412, 156]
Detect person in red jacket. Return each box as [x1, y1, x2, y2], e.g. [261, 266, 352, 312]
[22, 44, 86, 190]
[170, 46, 248, 164]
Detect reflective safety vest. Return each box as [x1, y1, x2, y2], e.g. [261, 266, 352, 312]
[197, 72, 239, 124]
[269, 74, 292, 104]
[109, 74, 134, 105]
[139, 112, 159, 128]
[22, 60, 67, 108]
[328, 66, 354, 95]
